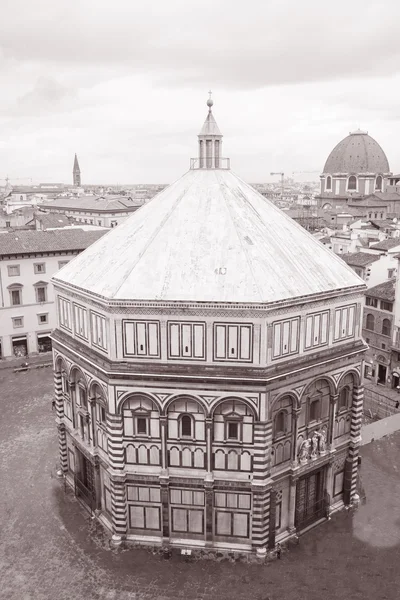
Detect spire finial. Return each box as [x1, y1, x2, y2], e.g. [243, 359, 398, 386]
[207, 90, 213, 111]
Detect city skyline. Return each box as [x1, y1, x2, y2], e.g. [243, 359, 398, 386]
[1, 0, 400, 184]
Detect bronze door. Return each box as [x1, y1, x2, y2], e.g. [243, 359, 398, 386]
[295, 468, 325, 530]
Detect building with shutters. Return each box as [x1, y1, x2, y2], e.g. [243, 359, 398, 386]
[51, 97, 367, 554]
[0, 229, 106, 359]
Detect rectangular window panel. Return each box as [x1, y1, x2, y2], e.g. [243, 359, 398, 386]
[123, 411, 134, 436]
[226, 494, 238, 509]
[172, 508, 187, 532]
[123, 321, 160, 357]
[169, 323, 180, 357]
[348, 305, 355, 336]
[148, 322, 159, 356]
[334, 309, 341, 340]
[104, 487, 112, 514]
[59, 297, 72, 330]
[170, 489, 181, 504]
[182, 324, 192, 357]
[215, 323, 252, 361]
[290, 318, 299, 352]
[216, 511, 231, 536]
[282, 321, 290, 355]
[238, 494, 251, 510]
[193, 324, 205, 358]
[232, 513, 249, 537]
[341, 307, 348, 338]
[136, 322, 147, 355]
[228, 326, 238, 359]
[334, 305, 356, 341]
[320, 311, 328, 344]
[124, 322, 135, 355]
[188, 510, 203, 533]
[74, 304, 88, 339]
[145, 507, 160, 530]
[214, 493, 226, 507]
[240, 325, 251, 360]
[305, 311, 329, 349]
[129, 505, 145, 529]
[138, 487, 150, 502]
[314, 314, 321, 345]
[67, 448, 75, 473]
[193, 491, 204, 506]
[149, 488, 161, 503]
[273, 322, 282, 358]
[127, 487, 138, 501]
[275, 503, 282, 530]
[181, 490, 193, 505]
[305, 316, 313, 348]
[334, 471, 344, 496]
[215, 325, 226, 359]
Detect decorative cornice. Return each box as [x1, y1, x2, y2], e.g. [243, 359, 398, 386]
[52, 281, 365, 317]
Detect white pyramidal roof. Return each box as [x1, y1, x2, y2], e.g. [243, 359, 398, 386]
[199, 111, 222, 136]
[54, 167, 363, 304]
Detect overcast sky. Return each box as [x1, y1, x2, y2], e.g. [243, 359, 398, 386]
[1, 0, 400, 185]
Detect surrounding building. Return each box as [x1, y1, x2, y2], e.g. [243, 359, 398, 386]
[363, 279, 395, 386]
[51, 98, 366, 554]
[40, 195, 143, 228]
[317, 130, 392, 211]
[341, 252, 386, 286]
[0, 229, 106, 359]
[73, 154, 81, 187]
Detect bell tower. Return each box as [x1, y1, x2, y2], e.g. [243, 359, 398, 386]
[73, 153, 81, 187]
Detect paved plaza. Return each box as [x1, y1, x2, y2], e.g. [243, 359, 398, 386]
[1, 366, 400, 600]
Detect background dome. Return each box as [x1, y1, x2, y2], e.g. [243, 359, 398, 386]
[323, 130, 390, 174]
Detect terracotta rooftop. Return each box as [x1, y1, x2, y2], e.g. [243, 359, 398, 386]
[27, 213, 74, 229]
[41, 195, 143, 213]
[0, 229, 106, 257]
[341, 252, 381, 267]
[366, 278, 396, 301]
[369, 239, 400, 251]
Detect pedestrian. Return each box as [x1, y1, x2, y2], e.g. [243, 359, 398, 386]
[276, 543, 281, 559]
[395, 400, 399, 409]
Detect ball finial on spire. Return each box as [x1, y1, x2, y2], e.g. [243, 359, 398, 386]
[207, 90, 213, 110]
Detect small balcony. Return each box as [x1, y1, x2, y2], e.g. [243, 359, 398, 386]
[190, 157, 230, 170]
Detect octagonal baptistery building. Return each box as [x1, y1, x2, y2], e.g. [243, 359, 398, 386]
[317, 129, 391, 210]
[52, 99, 367, 554]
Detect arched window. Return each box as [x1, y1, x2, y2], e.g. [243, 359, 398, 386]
[180, 415, 192, 438]
[78, 385, 88, 409]
[309, 398, 321, 422]
[338, 387, 349, 411]
[326, 175, 332, 191]
[366, 313, 375, 331]
[274, 410, 286, 437]
[347, 176, 357, 191]
[375, 176, 383, 191]
[121, 395, 155, 438]
[382, 318, 391, 336]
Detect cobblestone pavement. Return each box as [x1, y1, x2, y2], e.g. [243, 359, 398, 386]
[1, 368, 400, 600]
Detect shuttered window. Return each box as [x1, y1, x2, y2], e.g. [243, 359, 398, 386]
[304, 310, 330, 350]
[73, 303, 88, 339]
[58, 296, 72, 330]
[272, 317, 300, 358]
[123, 321, 160, 358]
[90, 311, 108, 351]
[214, 323, 253, 362]
[167, 322, 206, 359]
[334, 305, 356, 341]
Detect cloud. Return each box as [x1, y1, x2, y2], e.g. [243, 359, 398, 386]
[1, 0, 400, 90]
[4, 77, 75, 117]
